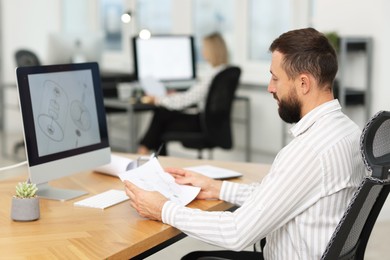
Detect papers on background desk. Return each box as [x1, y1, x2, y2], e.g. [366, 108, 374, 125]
[93, 154, 137, 177]
[118, 157, 200, 206]
[185, 165, 243, 179]
[139, 76, 167, 97]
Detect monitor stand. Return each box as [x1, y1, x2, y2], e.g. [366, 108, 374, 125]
[37, 183, 88, 201]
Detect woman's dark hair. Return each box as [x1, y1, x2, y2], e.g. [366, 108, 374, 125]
[269, 27, 338, 90]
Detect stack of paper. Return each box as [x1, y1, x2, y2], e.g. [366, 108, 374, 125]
[118, 157, 200, 206]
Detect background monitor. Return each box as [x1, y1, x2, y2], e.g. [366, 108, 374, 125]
[47, 32, 103, 65]
[132, 35, 196, 83]
[16, 62, 111, 201]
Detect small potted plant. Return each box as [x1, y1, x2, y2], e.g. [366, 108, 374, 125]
[11, 181, 40, 221]
[324, 31, 340, 53]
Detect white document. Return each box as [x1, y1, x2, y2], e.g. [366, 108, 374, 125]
[185, 165, 243, 179]
[118, 157, 201, 206]
[139, 76, 167, 97]
[94, 154, 136, 177]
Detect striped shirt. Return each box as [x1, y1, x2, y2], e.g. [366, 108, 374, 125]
[155, 64, 227, 111]
[162, 99, 366, 259]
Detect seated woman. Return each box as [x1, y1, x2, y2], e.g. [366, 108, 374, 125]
[137, 32, 229, 155]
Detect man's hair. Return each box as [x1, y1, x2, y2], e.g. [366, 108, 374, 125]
[269, 27, 338, 89]
[204, 32, 228, 66]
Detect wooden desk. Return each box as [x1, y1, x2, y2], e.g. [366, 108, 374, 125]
[0, 155, 270, 259]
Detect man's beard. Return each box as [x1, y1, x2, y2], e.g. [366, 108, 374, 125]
[274, 89, 302, 124]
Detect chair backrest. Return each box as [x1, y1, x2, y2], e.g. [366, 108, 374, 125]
[15, 49, 41, 67]
[321, 110, 390, 260]
[200, 66, 241, 149]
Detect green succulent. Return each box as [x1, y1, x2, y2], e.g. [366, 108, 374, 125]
[15, 182, 38, 198]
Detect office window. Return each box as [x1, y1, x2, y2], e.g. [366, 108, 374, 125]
[136, 0, 172, 34]
[193, 0, 234, 62]
[248, 0, 290, 61]
[62, 1, 89, 34]
[100, 0, 123, 51]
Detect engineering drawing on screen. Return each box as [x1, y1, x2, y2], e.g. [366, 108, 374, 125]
[38, 80, 68, 142]
[69, 83, 92, 145]
[30, 70, 100, 157]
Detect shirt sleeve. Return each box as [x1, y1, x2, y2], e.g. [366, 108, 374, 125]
[155, 65, 225, 111]
[161, 149, 323, 251]
[219, 181, 260, 206]
[155, 75, 210, 111]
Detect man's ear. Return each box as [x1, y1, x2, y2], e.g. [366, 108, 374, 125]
[299, 74, 311, 95]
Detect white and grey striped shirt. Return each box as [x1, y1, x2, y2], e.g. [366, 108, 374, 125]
[162, 99, 366, 259]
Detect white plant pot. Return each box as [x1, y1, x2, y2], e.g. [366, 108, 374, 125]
[11, 196, 40, 222]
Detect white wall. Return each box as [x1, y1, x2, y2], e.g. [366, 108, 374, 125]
[1, 0, 62, 133]
[1, 0, 61, 83]
[312, 0, 390, 115]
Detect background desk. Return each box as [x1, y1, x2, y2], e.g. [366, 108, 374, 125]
[104, 96, 251, 161]
[0, 154, 270, 259]
[104, 98, 155, 153]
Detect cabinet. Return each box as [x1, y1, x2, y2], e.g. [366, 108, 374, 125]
[336, 37, 373, 121]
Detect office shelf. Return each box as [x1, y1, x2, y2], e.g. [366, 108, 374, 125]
[334, 86, 365, 106]
[337, 37, 373, 120]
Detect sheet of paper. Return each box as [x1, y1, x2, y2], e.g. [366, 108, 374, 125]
[94, 154, 136, 177]
[185, 165, 243, 179]
[140, 76, 167, 97]
[118, 157, 200, 206]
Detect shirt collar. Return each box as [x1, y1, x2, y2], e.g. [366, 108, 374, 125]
[290, 99, 342, 138]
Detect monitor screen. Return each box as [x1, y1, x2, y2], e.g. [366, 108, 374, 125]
[16, 62, 111, 200]
[47, 32, 103, 64]
[132, 35, 196, 82]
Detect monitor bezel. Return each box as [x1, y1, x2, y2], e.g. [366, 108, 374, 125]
[132, 34, 197, 82]
[16, 62, 110, 168]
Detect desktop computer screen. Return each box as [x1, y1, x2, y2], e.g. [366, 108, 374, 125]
[16, 62, 111, 201]
[132, 35, 196, 83]
[47, 32, 103, 64]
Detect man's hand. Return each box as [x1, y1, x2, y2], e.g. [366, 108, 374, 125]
[165, 167, 223, 200]
[124, 180, 168, 221]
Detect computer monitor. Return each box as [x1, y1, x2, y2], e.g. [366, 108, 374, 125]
[47, 33, 103, 65]
[132, 35, 196, 83]
[16, 62, 111, 201]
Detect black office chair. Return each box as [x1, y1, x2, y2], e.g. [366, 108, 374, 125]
[15, 49, 41, 67]
[321, 110, 390, 260]
[13, 49, 41, 155]
[181, 110, 390, 260]
[162, 66, 241, 159]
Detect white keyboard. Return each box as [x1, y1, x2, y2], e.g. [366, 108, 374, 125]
[74, 189, 129, 209]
